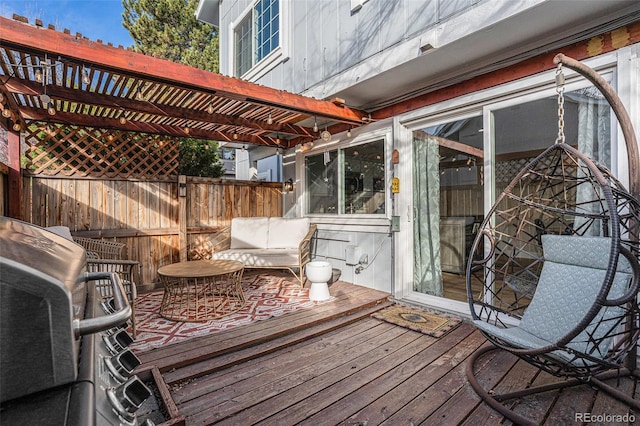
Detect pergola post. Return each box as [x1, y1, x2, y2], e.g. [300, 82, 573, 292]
[7, 128, 21, 220]
[178, 175, 187, 262]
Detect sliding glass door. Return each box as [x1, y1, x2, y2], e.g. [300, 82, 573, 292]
[412, 116, 484, 301]
[409, 80, 613, 310]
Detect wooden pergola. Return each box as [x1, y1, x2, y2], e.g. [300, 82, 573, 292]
[0, 14, 367, 218]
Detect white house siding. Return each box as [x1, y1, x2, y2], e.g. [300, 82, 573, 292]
[212, 0, 496, 294]
[313, 229, 392, 292]
[204, 0, 640, 297]
[217, 0, 485, 91]
[217, 0, 251, 77]
[288, 120, 395, 293]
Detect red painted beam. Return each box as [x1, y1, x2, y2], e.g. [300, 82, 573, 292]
[3, 79, 314, 138]
[0, 16, 366, 125]
[21, 106, 278, 146]
[372, 20, 640, 120]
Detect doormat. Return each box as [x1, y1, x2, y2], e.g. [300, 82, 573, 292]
[129, 272, 332, 353]
[372, 304, 462, 338]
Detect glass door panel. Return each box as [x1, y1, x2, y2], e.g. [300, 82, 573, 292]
[412, 116, 484, 301]
[410, 82, 612, 306]
[486, 86, 612, 306]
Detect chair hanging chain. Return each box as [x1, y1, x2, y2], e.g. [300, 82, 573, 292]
[555, 62, 566, 144]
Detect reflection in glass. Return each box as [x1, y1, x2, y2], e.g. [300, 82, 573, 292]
[306, 151, 338, 214]
[305, 139, 386, 215]
[343, 140, 385, 214]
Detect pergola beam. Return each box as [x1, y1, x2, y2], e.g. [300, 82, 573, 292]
[21, 106, 280, 146]
[0, 16, 366, 126]
[3, 79, 315, 139]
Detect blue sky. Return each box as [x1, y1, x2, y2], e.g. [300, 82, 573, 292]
[1, 0, 134, 48]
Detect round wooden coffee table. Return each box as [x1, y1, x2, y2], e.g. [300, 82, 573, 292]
[158, 259, 245, 322]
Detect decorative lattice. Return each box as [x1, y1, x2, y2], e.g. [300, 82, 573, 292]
[23, 123, 179, 178]
[495, 157, 535, 184]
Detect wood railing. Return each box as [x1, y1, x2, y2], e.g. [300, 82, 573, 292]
[20, 175, 283, 287]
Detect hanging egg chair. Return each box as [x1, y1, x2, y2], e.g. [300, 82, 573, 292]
[465, 54, 640, 425]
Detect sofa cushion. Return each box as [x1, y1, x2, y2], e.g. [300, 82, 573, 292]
[213, 248, 300, 267]
[230, 217, 269, 249]
[268, 217, 310, 249]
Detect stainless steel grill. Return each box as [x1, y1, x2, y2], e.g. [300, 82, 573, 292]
[0, 218, 154, 425]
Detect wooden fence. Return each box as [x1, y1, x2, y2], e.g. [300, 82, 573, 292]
[20, 175, 283, 287]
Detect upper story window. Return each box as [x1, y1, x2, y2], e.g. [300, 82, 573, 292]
[255, 0, 279, 62]
[232, 0, 286, 80]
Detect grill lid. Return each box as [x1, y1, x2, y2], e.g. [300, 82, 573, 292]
[0, 218, 87, 403]
[0, 218, 86, 291]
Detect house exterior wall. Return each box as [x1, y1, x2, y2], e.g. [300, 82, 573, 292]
[213, 0, 510, 293]
[201, 0, 640, 298]
[288, 120, 394, 292]
[216, 0, 487, 93]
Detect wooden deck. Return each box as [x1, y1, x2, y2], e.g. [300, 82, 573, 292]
[135, 281, 639, 426]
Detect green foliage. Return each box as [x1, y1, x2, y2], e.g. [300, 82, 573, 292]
[178, 139, 225, 177]
[122, 0, 222, 176]
[122, 0, 219, 72]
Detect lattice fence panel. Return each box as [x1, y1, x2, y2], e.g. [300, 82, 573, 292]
[496, 158, 532, 184]
[23, 123, 179, 178]
[495, 153, 576, 184]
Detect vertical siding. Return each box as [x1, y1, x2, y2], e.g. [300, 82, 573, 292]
[290, 0, 309, 93]
[219, 0, 253, 76]
[438, 0, 476, 21]
[353, 0, 382, 62]
[303, 1, 325, 88]
[378, 1, 409, 49]
[219, 0, 478, 94]
[405, 0, 439, 39]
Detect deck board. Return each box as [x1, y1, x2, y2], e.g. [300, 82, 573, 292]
[137, 281, 390, 370]
[244, 327, 431, 425]
[508, 369, 560, 423]
[171, 319, 389, 404]
[185, 322, 417, 424]
[545, 384, 596, 425]
[398, 346, 517, 425]
[589, 378, 636, 420]
[317, 323, 482, 426]
[135, 280, 640, 425]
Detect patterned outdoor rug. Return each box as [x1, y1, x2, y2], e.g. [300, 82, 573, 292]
[130, 272, 328, 353]
[372, 304, 462, 338]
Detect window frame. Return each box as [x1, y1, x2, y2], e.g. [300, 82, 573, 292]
[298, 127, 392, 221]
[228, 0, 289, 81]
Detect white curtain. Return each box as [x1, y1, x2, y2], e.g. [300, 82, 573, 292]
[413, 133, 443, 296]
[571, 87, 611, 235]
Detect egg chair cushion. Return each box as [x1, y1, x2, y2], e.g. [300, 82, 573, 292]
[474, 235, 631, 364]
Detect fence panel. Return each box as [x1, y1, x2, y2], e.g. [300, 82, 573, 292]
[22, 175, 283, 287]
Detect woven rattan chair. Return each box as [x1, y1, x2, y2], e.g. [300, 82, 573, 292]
[465, 54, 640, 424]
[73, 237, 139, 338]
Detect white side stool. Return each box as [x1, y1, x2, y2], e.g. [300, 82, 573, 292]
[305, 261, 332, 301]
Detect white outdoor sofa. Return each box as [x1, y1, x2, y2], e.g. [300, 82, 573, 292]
[210, 217, 317, 285]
